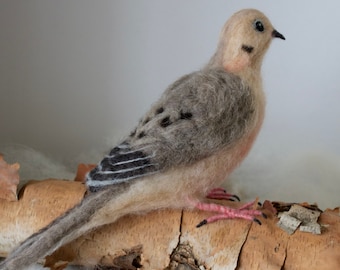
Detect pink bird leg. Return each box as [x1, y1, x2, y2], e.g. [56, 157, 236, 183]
[196, 189, 265, 227]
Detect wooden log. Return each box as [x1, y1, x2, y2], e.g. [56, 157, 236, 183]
[0, 179, 339, 270]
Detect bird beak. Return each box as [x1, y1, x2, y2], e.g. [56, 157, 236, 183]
[272, 29, 285, 40]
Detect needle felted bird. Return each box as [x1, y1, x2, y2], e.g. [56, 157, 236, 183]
[0, 9, 284, 270]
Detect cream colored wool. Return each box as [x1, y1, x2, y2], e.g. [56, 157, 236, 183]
[0, 9, 284, 270]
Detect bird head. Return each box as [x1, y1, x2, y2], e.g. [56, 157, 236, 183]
[208, 9, 285, 76]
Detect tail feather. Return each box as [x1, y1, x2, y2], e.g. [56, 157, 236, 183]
[0, 183, 129, 270]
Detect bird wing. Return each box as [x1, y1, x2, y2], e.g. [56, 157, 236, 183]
[86, 68, 254, 192]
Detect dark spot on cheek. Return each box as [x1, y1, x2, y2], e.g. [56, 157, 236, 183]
[180, 111, 193, 120]
[137, 131, 146, 138]
[156, 107, 164, 114]
[241, 44, 254, 53]
[160, 116, 172, 128]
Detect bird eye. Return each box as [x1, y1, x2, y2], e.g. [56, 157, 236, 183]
[253, 20, 264, 32]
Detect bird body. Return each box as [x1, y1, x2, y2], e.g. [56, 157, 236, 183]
[0, 9, 284, 270]
[87, 69, 258, 192]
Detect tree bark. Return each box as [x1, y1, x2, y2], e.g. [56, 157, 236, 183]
[0, 179, 339, 270]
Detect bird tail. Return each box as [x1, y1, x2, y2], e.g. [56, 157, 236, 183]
[0, 183, 130, 270]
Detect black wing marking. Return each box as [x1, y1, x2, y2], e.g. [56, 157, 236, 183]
[86, 142, 158, 192]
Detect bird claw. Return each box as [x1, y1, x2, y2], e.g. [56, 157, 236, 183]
[196, 219, 208, 228]
[206, 187, 241, 201]
[253, 218, 262, 225]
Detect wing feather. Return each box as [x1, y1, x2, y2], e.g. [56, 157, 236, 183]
[86, 69, 254, 192]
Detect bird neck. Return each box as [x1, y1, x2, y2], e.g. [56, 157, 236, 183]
[205, 54, 263, 91]
[236, 65, 263, 91]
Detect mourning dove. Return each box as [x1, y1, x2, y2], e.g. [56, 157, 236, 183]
[0, 9, 284, 270]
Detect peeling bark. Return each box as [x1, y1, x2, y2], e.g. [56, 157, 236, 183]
[0, 179, 339, 270]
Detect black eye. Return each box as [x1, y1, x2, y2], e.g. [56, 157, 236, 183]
[253, 20, 264, 32]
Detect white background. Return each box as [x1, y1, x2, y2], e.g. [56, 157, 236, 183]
[1, 0, 340, 211]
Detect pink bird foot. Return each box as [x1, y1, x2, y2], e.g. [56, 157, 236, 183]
[195, 200, 266, 227]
